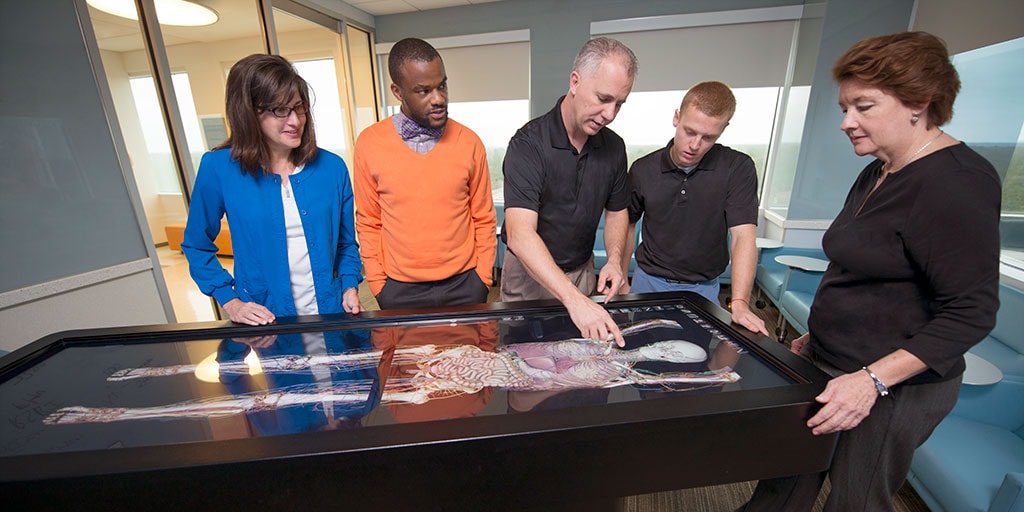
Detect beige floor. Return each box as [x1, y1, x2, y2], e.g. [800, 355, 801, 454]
[156, 245, 231, 323]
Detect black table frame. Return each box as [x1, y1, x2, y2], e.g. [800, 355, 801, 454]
[0, 292, 836, 511]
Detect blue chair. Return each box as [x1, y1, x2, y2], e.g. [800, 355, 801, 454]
[754, 246, 827, 309]
[907, 283, 1024, 512]
[594, 216, 641, 278]
[776, 259, 827, 339]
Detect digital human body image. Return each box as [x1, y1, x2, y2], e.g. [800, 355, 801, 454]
[43, 319, 741, 425]
[1, 301, 804, 460]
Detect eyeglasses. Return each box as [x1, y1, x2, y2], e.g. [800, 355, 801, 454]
[262, 103, 308, 118]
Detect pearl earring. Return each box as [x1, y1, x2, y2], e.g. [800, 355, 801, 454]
[911, 113, 920, 125]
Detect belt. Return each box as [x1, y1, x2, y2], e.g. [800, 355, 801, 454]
[664, 277, 717, 285]
[559, 262, 584, 272]
[509, 247, 584, 273]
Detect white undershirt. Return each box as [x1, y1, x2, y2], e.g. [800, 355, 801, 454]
[281, 164, 318, 316]
[282, 165, 333, 417]
[283, 165, 333, 418]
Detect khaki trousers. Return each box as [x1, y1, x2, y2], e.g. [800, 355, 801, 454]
[499, 249, 596, 302]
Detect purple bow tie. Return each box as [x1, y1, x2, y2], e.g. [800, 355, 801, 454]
[398, 117, 443, 141]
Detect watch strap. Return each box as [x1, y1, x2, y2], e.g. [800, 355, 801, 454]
[862, 366, 889, 397]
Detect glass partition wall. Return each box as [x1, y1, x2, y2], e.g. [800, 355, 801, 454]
[274, 5, 353, 164]
[84, 1, 378, 322]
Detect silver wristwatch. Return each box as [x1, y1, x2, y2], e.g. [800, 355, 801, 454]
[862, 366, 890, 397]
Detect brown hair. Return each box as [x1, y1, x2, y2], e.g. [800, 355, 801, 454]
[680, 81, 736, 120]
[832, 31, 960, 128]
[218, 54, 317, 176]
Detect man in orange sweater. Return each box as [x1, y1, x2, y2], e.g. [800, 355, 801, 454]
[354, 38, 496, 309]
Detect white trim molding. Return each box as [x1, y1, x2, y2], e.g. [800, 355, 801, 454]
[591, 5, 806, 35]
[764, 209, 833, 231]
[376, 29, 530, 54]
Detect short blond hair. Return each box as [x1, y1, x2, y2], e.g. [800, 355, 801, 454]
[680, 81, 736, 120]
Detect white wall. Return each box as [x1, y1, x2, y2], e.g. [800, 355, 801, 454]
[0, 269, 170, 353]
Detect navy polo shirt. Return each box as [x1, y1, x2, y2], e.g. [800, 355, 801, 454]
[502, 96, 629, 270]
[627, 141, 758, 282]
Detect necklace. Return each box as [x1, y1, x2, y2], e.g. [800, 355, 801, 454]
[883, 130, 944, 173]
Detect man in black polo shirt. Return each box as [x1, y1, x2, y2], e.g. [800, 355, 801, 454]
[500, 37, 637, 347]
[624, 81, 768, 336]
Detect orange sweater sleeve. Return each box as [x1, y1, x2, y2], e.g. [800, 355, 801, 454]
[353, 126, 387, 296]
[468, 135, 497, 285]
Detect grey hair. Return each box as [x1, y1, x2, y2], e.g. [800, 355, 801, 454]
[572, 36, 638, 79]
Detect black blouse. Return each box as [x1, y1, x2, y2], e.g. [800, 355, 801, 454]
[808, 143, 1001, 384]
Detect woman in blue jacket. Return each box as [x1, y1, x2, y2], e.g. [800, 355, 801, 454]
[182, 54, 362, 325]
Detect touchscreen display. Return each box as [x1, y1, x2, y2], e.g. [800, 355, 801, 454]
[1, 301, 794, 457]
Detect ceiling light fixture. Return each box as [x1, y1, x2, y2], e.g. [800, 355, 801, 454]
[87, 0, 219, 27]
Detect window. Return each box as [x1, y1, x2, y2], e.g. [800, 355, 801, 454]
[292, 58, 350, 161]
[599, 13, 805, 207]
[447, 99, 530, 203]
[764, 86, 810, 215]
[609, 87, 780, 194]
[943, 36, 1024, 268]
[128, 73, 204, 194]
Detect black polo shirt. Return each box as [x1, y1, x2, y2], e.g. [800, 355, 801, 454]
[502, 96, 629, 270]
[627, 141, 758, 282]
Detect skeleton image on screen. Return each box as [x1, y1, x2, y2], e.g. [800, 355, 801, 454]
[43, 319, 740, 425]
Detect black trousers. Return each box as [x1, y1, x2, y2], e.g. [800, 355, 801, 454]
[375, 269, 489, 310]
[738, 348, 961, 512]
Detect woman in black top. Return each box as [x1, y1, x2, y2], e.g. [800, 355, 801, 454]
[740, 31, 1001, 511]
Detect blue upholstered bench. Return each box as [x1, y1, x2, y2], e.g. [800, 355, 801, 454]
[754, 246, 827, 308]
[594, 216, 641, 278]
[776, 259, 828, 336]
[754, 246, 827, 340]
[907, 282, 1024, 512]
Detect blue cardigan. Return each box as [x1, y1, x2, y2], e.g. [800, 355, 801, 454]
[182, 148, 362, 317]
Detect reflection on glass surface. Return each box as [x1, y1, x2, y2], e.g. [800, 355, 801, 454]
[86, 0, 219, 26]
[375, 320, 500, 422]
[0, 301, 794, 457]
